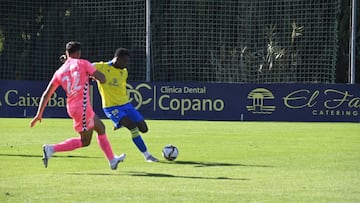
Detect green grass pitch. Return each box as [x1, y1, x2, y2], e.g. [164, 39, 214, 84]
[0, 118, 359, 202]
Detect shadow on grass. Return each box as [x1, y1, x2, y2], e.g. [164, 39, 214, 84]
[160, 160, 273, 168]
[69, 172, 119, 176]
[126, 171, 250, 181]
[0, 153, 101, 159]
[68, 171, 250, 181]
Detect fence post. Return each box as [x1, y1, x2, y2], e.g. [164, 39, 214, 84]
[349, 0, 357, 84]
[146, 0, 151, 82]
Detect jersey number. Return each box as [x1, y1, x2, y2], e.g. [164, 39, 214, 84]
[61, 71, 81, 93]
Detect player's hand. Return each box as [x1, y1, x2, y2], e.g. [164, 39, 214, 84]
[30, 116, 42, 127]
[59, 55, 67, 63]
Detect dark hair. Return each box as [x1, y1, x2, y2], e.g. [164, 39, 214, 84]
[114, 48, 130, 58]
[66, 41, 81, 54]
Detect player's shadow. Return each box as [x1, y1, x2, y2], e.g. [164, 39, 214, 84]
[161, 160, 273, 168]
[69, 172, 120, 176]
[68, 171, 250, 181]
[0, 153, 42, 158]
[126, 171, 250, 181]
[0, 153, 101, 159]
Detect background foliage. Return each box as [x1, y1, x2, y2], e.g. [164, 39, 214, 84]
[0, 0, 358, 83]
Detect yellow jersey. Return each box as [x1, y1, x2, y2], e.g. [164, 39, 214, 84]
[93, 61, 129, 108]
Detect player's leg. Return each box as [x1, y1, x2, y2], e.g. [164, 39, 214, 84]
[109, 108, 148, 133]
[104, 104, 158, 162]
[122, 105, 159, 162]
[42, 107, 95, 167]
[137, 120, 148, 133]
[93, 114, 126, 170]
[121, 103, 148, 134]
[79, 130, 93, 146]
[42, 130, 92, 168]
[120, 116, 150, 156]
[53, 108, 95, 151]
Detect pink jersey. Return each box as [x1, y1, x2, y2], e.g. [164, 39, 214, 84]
[51, 58, 96, 108]
[50, 58, 96, 132]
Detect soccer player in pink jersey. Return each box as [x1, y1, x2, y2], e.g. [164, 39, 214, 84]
[30, 41, 126, 170]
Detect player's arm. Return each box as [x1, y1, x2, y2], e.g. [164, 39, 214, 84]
[30, 82, 58, 127]
[88, 62, 106, 84]
[91, 70, 106, 84]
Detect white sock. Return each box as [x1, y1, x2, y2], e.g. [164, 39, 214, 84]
[142, 151, 150, 158]
[110, 157, 117, 164]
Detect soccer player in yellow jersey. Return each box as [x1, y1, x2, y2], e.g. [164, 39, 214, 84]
[92, 48, 159, 162]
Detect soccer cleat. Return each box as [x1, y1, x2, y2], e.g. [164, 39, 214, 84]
[42, 144, 54, 168]
[110, 153, 126, 170]
[145, 154, 159, 162]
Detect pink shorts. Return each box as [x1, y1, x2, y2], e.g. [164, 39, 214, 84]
[67, 106, 95, 132]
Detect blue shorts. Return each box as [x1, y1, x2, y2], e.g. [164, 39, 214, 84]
[103, 103, 144, 129]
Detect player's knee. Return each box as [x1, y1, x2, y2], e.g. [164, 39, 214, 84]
[139, 125, 148, 133]
[121, 117, 136, 130]
[95, 123, 105, 135]
[97, 120, 105, 129]
[137, 121, 148, 133]
[82, 141, 91, 147]
[94, 117, 106, 135]
[80, 132, 93, 147]
[81, 138, 91, 147]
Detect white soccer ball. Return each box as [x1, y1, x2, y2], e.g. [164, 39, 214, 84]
[162, 144, 179, 161]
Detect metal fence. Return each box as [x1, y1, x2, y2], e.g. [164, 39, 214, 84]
[0, 0, 341, 83]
